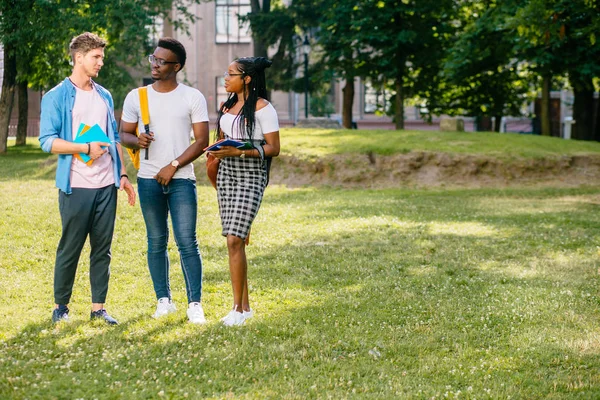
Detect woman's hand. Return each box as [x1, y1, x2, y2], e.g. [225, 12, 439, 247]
[209, 146, 242, 160]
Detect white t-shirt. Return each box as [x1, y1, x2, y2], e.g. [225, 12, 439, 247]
[220, 103, 279, 141]
[121, 83, 209, 180]
[70, 83, 114, 189]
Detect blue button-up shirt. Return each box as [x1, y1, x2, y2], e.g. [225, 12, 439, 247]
[39, 78, 121, 194]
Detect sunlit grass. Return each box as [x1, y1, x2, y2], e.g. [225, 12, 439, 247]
[279, 128, 600, 159]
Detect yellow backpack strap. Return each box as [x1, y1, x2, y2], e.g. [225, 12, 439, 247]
[138, 86, 150, 160]
[139, 87, 150, 130]
[126, 86, 151, 170]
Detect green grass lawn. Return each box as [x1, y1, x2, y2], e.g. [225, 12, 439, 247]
[1, 133, 600, 398]
[280, 128, 600, 160]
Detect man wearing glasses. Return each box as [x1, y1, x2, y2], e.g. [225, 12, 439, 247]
[119, 38, 210, 324]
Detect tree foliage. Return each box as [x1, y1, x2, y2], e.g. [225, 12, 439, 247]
[0, 0, 201, 153]
[431, 1, 534, 131]
[507, 0, 600, 138]
[356, 0, 457, 129]
[2, 0, 599, 139]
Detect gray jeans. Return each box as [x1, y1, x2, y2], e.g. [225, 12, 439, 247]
[54, 185, 117, 305]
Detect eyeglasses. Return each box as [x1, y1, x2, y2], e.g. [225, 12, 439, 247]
[148, 54, 179, 67]
[224, 71, 243, 78]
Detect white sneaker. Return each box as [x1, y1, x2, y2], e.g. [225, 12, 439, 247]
[187, 302, 206, 324]
[153, 297, 176, 318]
[243, 309, 254, 320]
[221, 310, 245, 326]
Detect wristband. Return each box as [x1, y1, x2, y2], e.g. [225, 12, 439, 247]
[120, 174, 129, 180]
[86, 143, 91, 155]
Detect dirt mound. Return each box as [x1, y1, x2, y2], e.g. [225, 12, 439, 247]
[267, 152, 600, 188]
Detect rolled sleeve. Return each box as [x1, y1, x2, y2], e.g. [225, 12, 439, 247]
[39, 94, 61, 153]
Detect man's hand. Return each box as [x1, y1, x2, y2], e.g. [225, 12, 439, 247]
[119, 177, 136, 206]
[154, 164, 177, 186]
[89, 142, 110, 160]
[137, 132, 154, 149]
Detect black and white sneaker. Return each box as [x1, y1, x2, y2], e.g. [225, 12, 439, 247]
[90, 309, 118, 325]
[52, 305, 70, 323]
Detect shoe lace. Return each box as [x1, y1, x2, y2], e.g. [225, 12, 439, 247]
[189, 303, 202, 315]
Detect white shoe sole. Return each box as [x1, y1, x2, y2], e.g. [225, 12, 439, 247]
[153, 308, 176, 319]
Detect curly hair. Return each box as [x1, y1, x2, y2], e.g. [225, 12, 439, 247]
[157, 37, 187, 70]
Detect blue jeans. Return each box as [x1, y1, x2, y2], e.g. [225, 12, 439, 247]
[138, 178, 203, 303]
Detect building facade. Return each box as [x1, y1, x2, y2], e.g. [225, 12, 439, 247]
[161, 2, 396, 128]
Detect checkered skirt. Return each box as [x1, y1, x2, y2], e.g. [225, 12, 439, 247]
[216, 156, 267, 239]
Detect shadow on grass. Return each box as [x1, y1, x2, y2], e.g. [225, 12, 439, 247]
[2, 260, 599, 398]
[0, 143, 56, 181]
[3, 214, 600, 398]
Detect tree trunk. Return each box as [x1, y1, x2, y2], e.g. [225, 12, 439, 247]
[0, 44, 17, 154]
[570, 74, 595, 141]
[594, 93, 600, 142]
[16, 81, 28, 146]
[540, 74, 551, 136]
[250, 0, 270, 99]
[395, 80, 404, 130]
[341, 77, 354, 129]
[494, 115, 502, 132]
[250, 0, 269, 59]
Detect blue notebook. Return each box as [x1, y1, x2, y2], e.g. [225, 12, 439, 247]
[73, 124, 111, 163]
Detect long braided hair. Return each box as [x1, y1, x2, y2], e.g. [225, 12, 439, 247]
[215, 57, 273, 141]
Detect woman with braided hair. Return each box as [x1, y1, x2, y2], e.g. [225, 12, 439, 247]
[208, 57, 280, 326]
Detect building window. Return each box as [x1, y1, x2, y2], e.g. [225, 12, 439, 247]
[215, 76, 229, 111]
[364, 82, 390, 114]
[215, 0, 252, 44]
[148, 16, 164, 45]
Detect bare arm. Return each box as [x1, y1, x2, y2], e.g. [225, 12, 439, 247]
[262, 131, 280, 158]
[51, 139, 109, 159]
[174, 122, 210, 166]
[153, 122, 210, 185]
[120, 120, 155, 150]
[115, 143, 129, 177]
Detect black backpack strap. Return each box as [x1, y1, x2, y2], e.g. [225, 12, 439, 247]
[254, 141, 272, 186]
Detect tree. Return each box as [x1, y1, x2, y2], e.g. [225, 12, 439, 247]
[356, 0, 456, 130]
[507, 0, 567, 136]
[509, 0, 600, 140]
[0, 43, 16, 153]
[244, 3, 299, 98]
[556, 0, 600, 141]
[15, 81, 27, 146]
[0, 0, 20, 153]
[0, 0, 201, 154]
[244, 0, 326, 98]
[434, 0, 533, 132]
[315, 0, 374, 128]
[250, 0, 271, 59]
